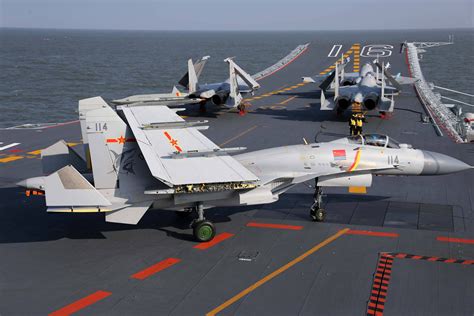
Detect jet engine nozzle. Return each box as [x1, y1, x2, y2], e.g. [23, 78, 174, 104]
[421, 151, 472, 175]
[363, 93, 379, 110]
[211, 90, 229, 105]
[336, 96, 351, 110]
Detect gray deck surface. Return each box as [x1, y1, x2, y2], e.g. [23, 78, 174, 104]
[0, 39, 473, 316]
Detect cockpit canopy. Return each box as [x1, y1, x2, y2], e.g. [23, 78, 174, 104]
[346, 134, 401, 148]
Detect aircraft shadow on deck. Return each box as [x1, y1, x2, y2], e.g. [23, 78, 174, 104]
[0, 186, 456, 244]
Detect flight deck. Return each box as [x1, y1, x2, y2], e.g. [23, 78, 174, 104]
[0, 39, 473, 315]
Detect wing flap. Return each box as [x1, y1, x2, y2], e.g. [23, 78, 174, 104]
[121, 106, 258, 186]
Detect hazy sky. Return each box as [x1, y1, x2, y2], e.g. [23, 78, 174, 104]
[1, 0, 473, 30]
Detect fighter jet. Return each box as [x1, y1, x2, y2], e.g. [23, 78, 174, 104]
[18, 97, 472, 242]
[303, 59, 416, 115]
[111, 56, 210, 107]
[113, 56, 260, 112]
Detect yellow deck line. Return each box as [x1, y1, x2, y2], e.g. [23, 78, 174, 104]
[279, 96, 297, 105]
[218, 125, 259, 147]
[206, 228, 349, 316]
[27, 150, 42, 155]
[0, 156, 24, 163]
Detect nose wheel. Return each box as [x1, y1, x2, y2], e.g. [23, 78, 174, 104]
[190, 202, 216, 242]
[310, 185, 326, 222]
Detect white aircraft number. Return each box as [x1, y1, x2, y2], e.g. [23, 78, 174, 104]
[327, 44, 393, 57]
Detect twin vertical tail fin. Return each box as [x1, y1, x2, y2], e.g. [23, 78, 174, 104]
[223, 58, 260, 108]
[178, 56, 209, 94]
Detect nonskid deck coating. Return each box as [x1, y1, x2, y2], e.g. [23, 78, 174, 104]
[0, 39, 473, 315]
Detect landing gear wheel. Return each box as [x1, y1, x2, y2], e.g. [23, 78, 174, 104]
[193, 220, 216, 242]
[310, 208, 326, 222]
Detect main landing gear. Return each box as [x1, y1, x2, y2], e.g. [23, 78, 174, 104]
[310, 183, 326, 222]
[190, 203, 216, 242]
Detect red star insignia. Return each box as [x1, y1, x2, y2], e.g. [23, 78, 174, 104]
[117, 136, 126, 144]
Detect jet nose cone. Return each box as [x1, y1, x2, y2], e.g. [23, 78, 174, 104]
[421, 151, 472, 175]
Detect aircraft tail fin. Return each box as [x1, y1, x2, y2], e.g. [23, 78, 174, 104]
[223, 58, 260, 108]
[79, 96, 110, 170]
[178, 56, 209, 93]
[41, 140, 87, 175]
[45, 165, 111, 212]
[224, 58, 243, 108]
[83, 97, 133, 189]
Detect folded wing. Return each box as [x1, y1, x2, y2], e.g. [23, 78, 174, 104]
[121, 105, 259, 187]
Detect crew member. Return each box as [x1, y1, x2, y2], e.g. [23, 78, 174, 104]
[355, 113, 364, 135]
[349, 114, 357, 136]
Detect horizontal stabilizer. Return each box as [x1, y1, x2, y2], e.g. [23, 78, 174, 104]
[45, 165, 111, 208]
[105, 201, 152, 225]
[320, 91, 336, 110]
[41, 140, 87, 175]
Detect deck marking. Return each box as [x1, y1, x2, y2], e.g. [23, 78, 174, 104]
[219, 125, 258, 147]
[346, 230, 399, 238]
[367, 252, 474, 315]
[131, 258, 181, 280]
[0, 155, 24, 163]
[279, 96, 297, 105]
[0, 143, 20, 151]
[206, 228, 349, 316]
[436, 236, 474, 244]
[246, 222, 303, 230]
[194, 232, 234, 250]
[27, 149, 42, 155]
[328, 44, 343, 57]
[49, 290, 112, 316]
[245, 82, 308, 102]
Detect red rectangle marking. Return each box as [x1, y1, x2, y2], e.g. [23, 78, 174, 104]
[437, 236, 474, 244]
[346, 230, 399, 238]
[49, 290, 111, 316]
[246, 222, 303, 231]
[193, 232, 234, 250]
[131, 258, 181, 280]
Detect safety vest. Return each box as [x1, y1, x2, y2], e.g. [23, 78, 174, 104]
[350, 118, 356, 126]
[356, 118, 363, 127]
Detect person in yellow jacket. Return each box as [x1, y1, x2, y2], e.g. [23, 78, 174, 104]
[349, 114, 357, 135]
[355, 112, 366, 135]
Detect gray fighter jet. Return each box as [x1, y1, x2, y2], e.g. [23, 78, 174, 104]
[18, 97, 472, 242]
[304, 60, 416, 115]
[113, 57, 260, 112]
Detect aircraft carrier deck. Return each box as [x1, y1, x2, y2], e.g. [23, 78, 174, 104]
[0, 40, 473, 316]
